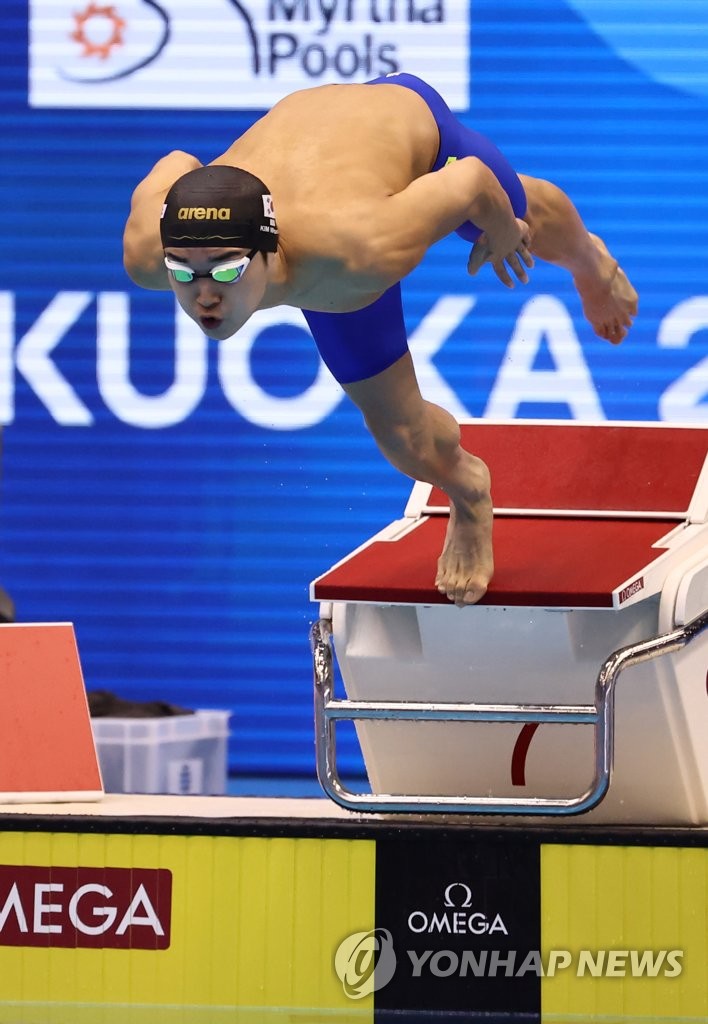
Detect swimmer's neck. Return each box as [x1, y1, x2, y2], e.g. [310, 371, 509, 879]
[258, 242, 387, 314]
[258, 245, 297, 309]
[257, 245, 327, 312]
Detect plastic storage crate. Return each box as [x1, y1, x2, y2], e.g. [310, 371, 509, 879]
[91, 710, 231, 795]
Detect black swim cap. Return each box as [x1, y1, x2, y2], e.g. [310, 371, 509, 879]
[159, 165, 278, 252]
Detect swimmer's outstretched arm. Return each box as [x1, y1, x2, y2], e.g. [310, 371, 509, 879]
[123, 150, 203, 290]
[368, 156, 532, 287]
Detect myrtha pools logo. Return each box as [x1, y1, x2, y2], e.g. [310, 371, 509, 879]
[29, 0, 471, 109]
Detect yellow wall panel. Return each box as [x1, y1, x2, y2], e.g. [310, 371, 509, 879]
[0, 1004, 373, 1024]
[541, 844, 707, 1020]
[0, 831, 376, 1015]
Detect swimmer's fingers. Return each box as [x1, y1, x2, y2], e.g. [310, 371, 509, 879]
[493, 246, 534, 289]
[516, 218, 532, 248]
[508, 219, 534, 284]
[467, 236, 490, 276]
[518, 241, 535, 270]
[470, 234, 534, 285]
[492, 259, 515, 289]
[507, 245, 534, 284]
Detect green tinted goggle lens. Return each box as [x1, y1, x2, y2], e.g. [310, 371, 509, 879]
[164, 253, 255, 284]
[169, 266, 195, 283]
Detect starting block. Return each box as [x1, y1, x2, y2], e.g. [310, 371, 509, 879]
[311, 421, 708, 824]
[0, 624, 103, 803]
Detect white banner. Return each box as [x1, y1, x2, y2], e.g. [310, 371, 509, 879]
[29, 0, 470, 109]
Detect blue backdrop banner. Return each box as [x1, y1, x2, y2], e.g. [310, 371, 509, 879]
[1, 0, 706, 778]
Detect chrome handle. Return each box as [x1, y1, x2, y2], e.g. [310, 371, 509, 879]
[311, 609, 708, 816]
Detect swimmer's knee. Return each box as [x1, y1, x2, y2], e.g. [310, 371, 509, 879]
[366, 412, 459, 478]
[365, 414, 424, 459]
[518, 176, 561, 227]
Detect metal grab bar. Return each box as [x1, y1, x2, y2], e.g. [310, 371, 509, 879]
[311, 608, 708, 816]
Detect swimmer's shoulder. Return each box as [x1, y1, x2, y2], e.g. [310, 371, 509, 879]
[129, 150, 203, 208]
[123, 151, 203, 291]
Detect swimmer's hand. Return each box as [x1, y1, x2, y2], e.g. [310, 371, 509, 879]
[467, 218, 534, 288]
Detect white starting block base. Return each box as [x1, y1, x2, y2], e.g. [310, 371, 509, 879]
[331, 598, 707, 825]
[312, 422, 708, 824]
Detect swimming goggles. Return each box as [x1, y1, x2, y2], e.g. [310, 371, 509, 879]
[164, 250, 257, 284]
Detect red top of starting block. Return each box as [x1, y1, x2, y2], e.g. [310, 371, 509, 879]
[420, 423, 708, 517]
[312, 517, 675, 608]
[313, 423, 706, 609]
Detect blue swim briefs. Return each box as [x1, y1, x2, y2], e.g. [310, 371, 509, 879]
[302, 73, 527, 385]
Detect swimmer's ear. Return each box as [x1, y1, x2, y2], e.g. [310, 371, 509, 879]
[467, 236, 490, 276]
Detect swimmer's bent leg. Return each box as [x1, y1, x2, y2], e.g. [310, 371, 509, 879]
[303, 284, 408, 384]
[304, 289, 494, 605]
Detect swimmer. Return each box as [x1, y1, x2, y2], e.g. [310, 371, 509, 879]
[123, 74, 638, 607]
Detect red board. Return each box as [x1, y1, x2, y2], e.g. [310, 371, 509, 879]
[0, 624, 102, 799]
[313, 517, 675, 607]
[424, 424, 707, 514]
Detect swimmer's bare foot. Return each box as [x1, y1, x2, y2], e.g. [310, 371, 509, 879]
[574, 233, 638, 345]
[435, 456, 494, 607]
